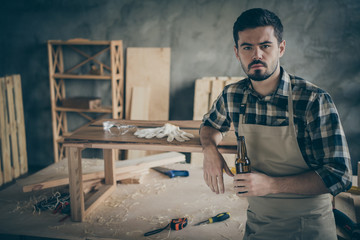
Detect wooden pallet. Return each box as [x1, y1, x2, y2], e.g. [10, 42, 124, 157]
[0, 74, 28, 186]
[191, 76, 245, 167]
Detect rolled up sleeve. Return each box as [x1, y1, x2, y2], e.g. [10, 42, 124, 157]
[201, 90, 231, 134]
[306, 93, 352, 196]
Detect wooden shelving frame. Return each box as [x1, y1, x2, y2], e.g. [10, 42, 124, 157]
[48, 39, 124, 162]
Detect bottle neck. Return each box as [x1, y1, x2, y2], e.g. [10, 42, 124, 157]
[238, 136, 246, 159]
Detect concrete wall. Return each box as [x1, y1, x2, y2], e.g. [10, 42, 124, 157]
[0, 0, 359, 173]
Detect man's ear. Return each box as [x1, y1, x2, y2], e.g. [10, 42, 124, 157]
[234, 45, 240, 61]
[279, 40, 286, 57]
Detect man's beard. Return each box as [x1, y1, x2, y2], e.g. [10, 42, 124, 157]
[243, 60, 278, 81]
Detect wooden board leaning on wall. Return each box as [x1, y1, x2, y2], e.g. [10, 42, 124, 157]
[192, 76, 245, 167]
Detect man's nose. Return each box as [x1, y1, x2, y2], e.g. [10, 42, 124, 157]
[252, 47, 263, 60]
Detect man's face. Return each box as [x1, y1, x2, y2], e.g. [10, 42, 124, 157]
[234, 26, 285, 81]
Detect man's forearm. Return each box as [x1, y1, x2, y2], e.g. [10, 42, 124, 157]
[273, 170, 330, 195]
[199, 125, 223, 149]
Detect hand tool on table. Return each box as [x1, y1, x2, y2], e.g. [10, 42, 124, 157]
[152, 166, 189, 178]
[194, 212, 230, 226]
[333, 208, 360, 240]
[144, 217, 188, 236]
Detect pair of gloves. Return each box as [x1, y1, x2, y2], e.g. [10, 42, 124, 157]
[134, 123, 194, 142]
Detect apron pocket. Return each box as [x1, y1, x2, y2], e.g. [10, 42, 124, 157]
[300, 210, 337, 240]
[245, 209, 302, 240]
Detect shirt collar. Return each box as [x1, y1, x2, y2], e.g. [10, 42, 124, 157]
[274, 67, 291, 97]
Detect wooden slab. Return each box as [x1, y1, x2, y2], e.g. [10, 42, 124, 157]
[125, 48, 170, 120]
[62, 119, 237, 154]
[21, 152, 186, 192]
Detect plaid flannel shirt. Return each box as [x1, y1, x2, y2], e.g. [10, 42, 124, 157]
[202, 67, 352, 196]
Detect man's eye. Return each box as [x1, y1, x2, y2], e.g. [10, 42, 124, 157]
[261, 45, 270, 49]
[243, 47, 252, 50]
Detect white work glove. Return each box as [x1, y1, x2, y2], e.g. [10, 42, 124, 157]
[134, 123, 194, 142]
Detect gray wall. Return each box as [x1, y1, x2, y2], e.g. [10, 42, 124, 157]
[0, 0, 359, 174]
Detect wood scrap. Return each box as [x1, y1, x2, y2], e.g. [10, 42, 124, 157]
[127, 86, 151, 159]
[22, 152, 185, 192]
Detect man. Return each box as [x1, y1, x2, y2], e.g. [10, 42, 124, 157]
[200, 8, 352, 239]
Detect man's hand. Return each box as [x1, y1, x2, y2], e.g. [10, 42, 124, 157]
[203, 146, 234, 194]
[200, 125, 233, 194]
[233, 170, 330, 197]
[233, 172, 276, 197]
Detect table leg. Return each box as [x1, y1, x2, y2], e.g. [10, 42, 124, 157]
[67, 147, 84, 222]
[103, 149, 116, 185]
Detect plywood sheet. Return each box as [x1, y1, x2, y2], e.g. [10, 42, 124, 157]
[125, 48, 170, 120]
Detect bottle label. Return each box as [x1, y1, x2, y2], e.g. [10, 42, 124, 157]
[236, 164, 251, 174]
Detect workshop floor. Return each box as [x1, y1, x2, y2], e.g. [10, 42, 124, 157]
[0, 161, 248, 240]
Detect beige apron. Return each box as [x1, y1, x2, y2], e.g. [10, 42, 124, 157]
[238, 75, 337, 240]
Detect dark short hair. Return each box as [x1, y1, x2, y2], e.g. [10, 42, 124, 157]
[233, 8, 283, 48]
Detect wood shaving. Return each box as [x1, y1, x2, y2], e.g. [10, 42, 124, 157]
[126, 230, 143, 236]
[218, 233, 231, 240]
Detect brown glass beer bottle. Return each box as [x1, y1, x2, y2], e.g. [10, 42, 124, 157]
[235, 136, 251, 174]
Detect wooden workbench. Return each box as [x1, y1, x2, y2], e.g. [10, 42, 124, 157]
[63, 119, 237, 221]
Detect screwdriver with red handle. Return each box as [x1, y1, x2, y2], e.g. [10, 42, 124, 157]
[194, 212, 230, 226]
[333, 208, 360, 240]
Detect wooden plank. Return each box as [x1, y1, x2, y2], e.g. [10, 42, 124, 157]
[6, 76, 20, 178]
[191, 76, 244, 166]
[12, 75, 27, 174]
[128, 86, 151, 159]
[193, 78, 212, 120]
[0, 77, 12, 184]
[55, 106, 112, 113]
[125, 48, 170, 120]
[129, 86, 150, 120]
[65, 142, 236, 154]
[48, 39, 111, 45]
[83, 169, 149, 193]
[67, 147, 84, 222]
[22, 165, 149, 192]
[53, 73, 111, 80]
[209, 78, 226, 108]
[22, 152, 185, 192]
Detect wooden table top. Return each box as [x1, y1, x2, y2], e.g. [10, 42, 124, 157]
[63, 119, 237, 153]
